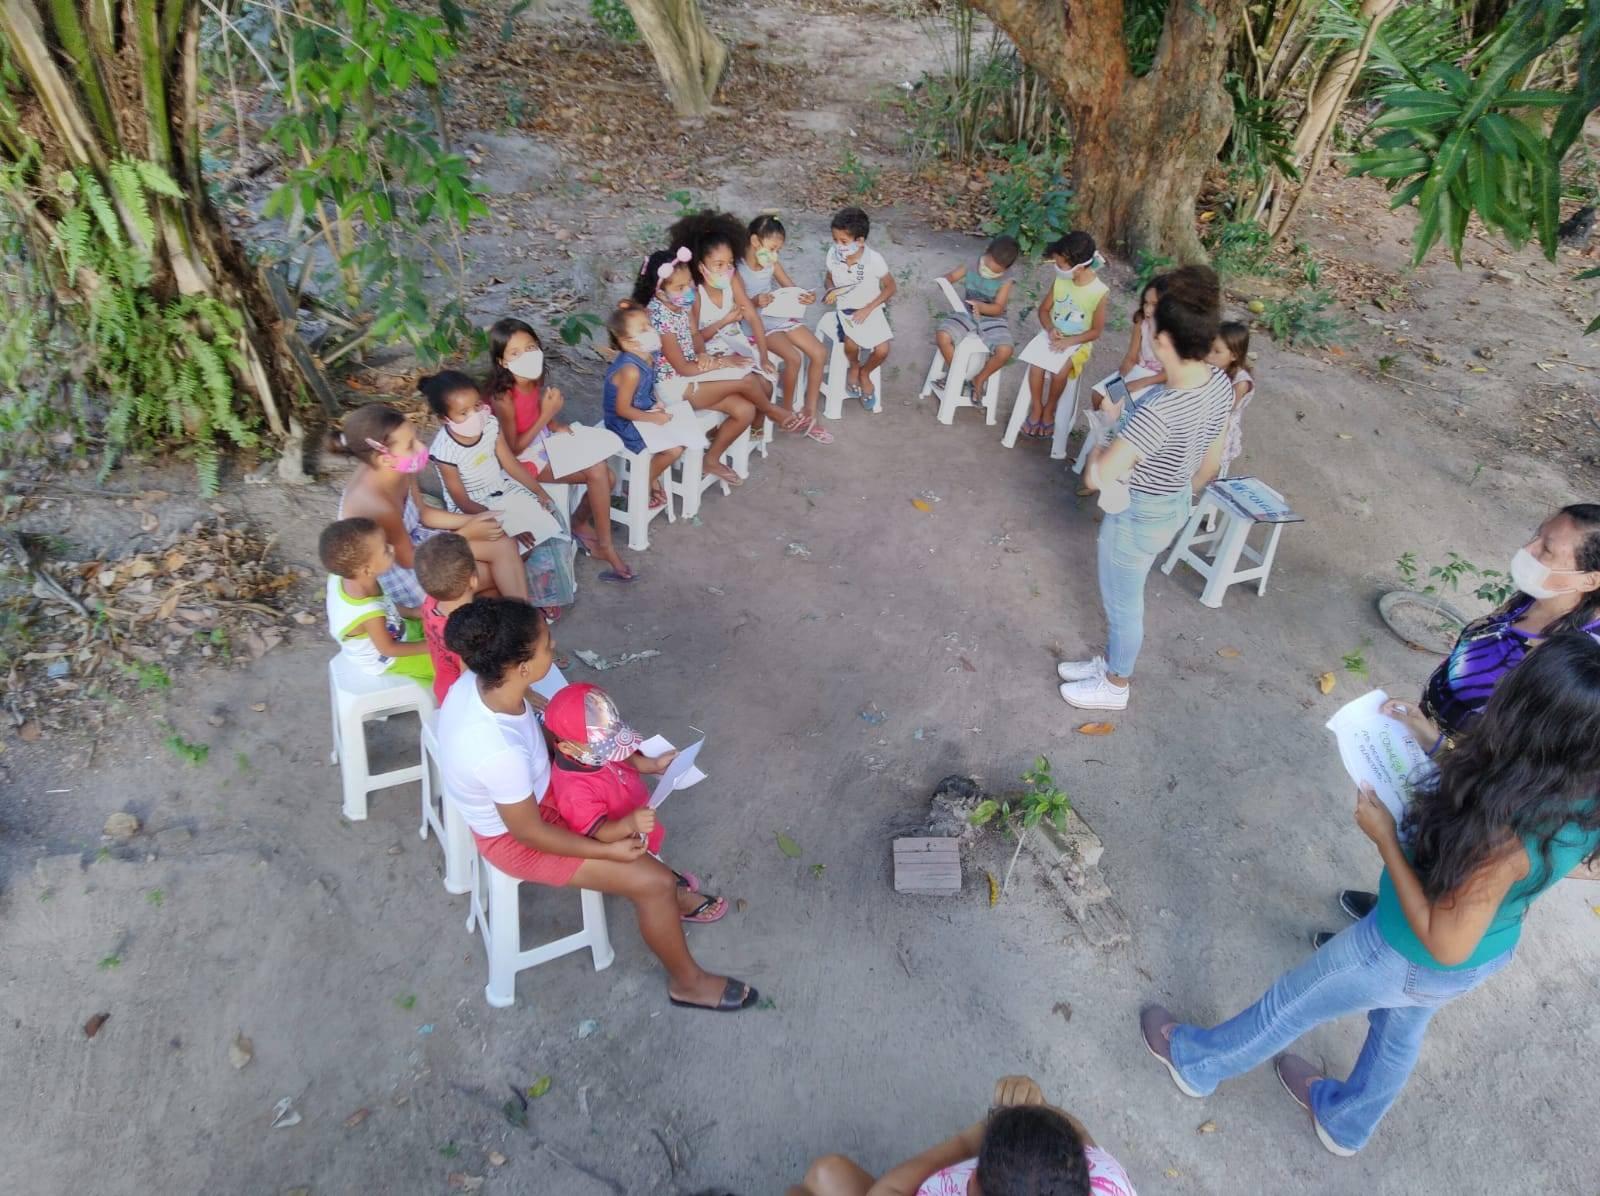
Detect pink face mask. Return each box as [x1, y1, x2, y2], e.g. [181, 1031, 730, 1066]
[447, 410, 486, 439]
[368, 441, 428, 473]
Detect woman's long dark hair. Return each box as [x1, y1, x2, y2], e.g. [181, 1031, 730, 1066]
[483, 317, 539, 402]
[1533, 504, 1600, 634]
[1404, 631, 1600, 900]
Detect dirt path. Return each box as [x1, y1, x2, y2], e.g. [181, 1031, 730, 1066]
[3, 2, 1598, 1194]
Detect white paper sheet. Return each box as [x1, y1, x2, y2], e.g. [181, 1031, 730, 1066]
[839, 305, 892, 349]
[1324, 689, 1430, 824]
[636, 401, 706, 453]
[544, 423, 625, 478]
[1018, 330, 1073, 376]
[494, 490, 565, 544]
[829, 278, 878, 309]
[763, 287, 808, 321]
[935, 277, 969, 316]
[531, 660, 569, 702]
[644, 736, 707, 809]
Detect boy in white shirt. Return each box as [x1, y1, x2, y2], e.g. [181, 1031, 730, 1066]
[822, 206, 896, 413]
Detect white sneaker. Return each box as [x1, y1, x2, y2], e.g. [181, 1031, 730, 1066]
[1059, 674, 1129, 710]
[1056, 656, 1106, 683]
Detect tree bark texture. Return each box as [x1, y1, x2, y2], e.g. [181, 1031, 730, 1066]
[972, 0, 1245, 262]
[0, 0, 293, 436]
[1288, 0, 1400, 163]
[623, 0, 728, 117]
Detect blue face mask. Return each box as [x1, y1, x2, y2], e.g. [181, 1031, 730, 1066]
[666, 286, 696, 309]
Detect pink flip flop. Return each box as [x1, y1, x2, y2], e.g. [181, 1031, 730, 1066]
[681, 894, 728, 924]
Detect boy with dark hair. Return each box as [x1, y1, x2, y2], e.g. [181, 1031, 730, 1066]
[934, 234, 1020, 402]
[320, 517, 434, 686]
[415, 532, 478, 704]
[823, 206, 896, 412]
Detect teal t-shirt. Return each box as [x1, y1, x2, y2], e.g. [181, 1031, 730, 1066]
[1376, 820, 1600, 970]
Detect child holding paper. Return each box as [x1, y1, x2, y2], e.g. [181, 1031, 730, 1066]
[934, 233, 1019, 401]
[603, 302, 685, 509]
[823, 206, 895, 412]
[543, 682, 728, 923]
[632, 247, 761, 487]
[741, 214, 831, 441]
[422, 364, 627, 588]
[1022, 231, 1107, 439]
[483, 318, 630, 575]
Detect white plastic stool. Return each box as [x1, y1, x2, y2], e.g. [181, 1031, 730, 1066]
[327, 652, 436, 821]
[670, 410, 734, 520]
[1002, 365, 1077, 459]
[1161, 488, 1290, 609]
[608, 447, 676, 551]
[419, 716, 473, 895]
[920, 335, 1001, 425]
[466, 850, 614, 1009]
[818, 313, 883, 419]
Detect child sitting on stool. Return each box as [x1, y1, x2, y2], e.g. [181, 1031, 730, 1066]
[544, 683, 728, 924]
[320, 517, 434, 687]
[934, 234, 1018, 402]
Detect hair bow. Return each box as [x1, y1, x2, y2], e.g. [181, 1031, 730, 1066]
[643, 246, 692, 281]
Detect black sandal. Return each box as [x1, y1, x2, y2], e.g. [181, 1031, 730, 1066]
[669, 977, 759, 1013]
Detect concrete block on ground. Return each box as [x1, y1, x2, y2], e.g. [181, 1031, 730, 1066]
[893, 837, 962, 894]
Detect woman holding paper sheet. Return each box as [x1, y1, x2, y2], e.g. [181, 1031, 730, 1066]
[438, 600, 758, 1012]
[1141, 632, 1600, 1154]
[1058, 267, 1233, 713]
[1328, 503, 1600, 925]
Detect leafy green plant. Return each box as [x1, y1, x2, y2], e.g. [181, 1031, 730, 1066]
[163, 732, 209, 766]
[1396, 549, 1514, 616]
[840, 149, 881, 197]
[1203, 218, 1277, 280]
[970, 756, 1073, 897]
[558, 312, 603, 346]
[590, 0, 640, 42]
[1342, 645, 1369, 679]
[1259, 288, 1350, 349]
[1133, 248, 1175, 293]
[500, 0, 534, 41]
[120, 660, 172, 692]
[981, 143, 1074, 258]
[665, 190, 703, 218]
[1221, 72, 1298, 192]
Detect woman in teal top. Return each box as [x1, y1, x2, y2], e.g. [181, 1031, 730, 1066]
[1139, 632, 1600, 1155]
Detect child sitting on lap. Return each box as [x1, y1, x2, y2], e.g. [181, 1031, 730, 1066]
[823, 206, 896, 413]
[544, 683, 727, 923]
[321, 517, 434, 687]
[935, 234, 1019, 402]
[603, 302, 685, 509]
[1023, 230, 1108, 440]
[415, 532, 478, 705]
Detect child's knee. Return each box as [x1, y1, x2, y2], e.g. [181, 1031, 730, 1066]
[806, 343, 827, 367]
[936, 330, 953, 349]
[728, 397, 755, 424]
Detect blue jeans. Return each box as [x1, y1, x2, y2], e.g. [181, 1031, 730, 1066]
[1168, 914, 1513, 1151]
[1096, 489, 1191, 677]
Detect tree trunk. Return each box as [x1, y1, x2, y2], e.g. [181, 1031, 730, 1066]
[0, 0, 295, 443]
[972, 0, 1244, 262]
[624, 0, 728, 118]
[1288, 0, 1399, 163]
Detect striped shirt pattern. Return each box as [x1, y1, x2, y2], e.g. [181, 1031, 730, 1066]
[1119, 366, 1235, 495]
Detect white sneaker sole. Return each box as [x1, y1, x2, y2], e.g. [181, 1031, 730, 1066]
[1142, 1031, 1203, 1098]
[1059, 683, 1128, 710]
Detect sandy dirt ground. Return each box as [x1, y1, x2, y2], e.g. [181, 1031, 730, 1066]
[3, 2, 1599, 1193]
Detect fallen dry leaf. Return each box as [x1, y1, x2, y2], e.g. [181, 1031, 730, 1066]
[446, 1174, 484, 1192]
[488, 1151, 507, 1167]
[1317, 672, 1337, 695]
[250, 703, 267, 713]
[986, 870, 999, 907]
[1216, 647, 1242, 658]
[1198, 1120, 1218, 1134]
[343, 1107, 370, 1129]
[1165, 1169, 1181, 1179]
[229, 1032, 253, 1070]
[911, 498, 933, 512]
[83, 1012, 110, 1039]
[1076, 722, 1116, 735]
[18, 721, 41, 742]
[735, 898, 748, 913]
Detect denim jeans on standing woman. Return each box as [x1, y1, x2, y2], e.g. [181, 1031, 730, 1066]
[1096, 489, 1192, 677]
[1168, 913, 1513, 1152]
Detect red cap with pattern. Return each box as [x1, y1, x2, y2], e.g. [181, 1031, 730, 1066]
[544, 683, 644, 766]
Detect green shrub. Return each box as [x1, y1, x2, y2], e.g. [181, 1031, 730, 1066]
[981, 142, 1074, 258]
[1260, 288, 1351, 349]
[1203, 218, 1277, 281]
[590, 0, 639, 42]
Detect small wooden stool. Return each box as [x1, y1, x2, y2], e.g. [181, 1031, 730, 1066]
[893, 837, 962, 895]
[1162, 477, 1301, 609]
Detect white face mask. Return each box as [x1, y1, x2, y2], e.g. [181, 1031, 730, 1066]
[634, 329, 662, 354]
[507, 349, 544, 380]
[447, 409, 485, 438]
[835, 240, 862, 259]
[1510, 546, 1588, 600]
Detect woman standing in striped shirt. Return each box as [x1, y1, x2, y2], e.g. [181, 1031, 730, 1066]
[1058, 267, 1236, 712]
[1322, 503, 1600, 932]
